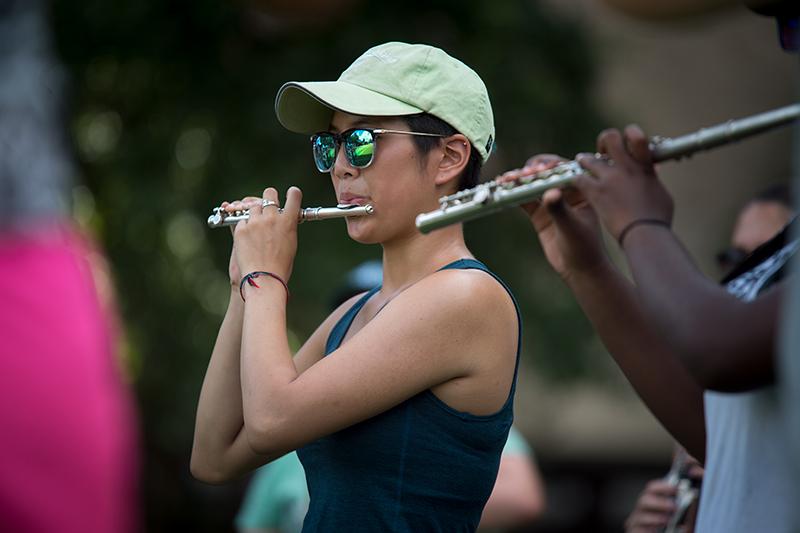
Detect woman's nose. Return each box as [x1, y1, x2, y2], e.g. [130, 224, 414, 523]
[332, 146, 357, 180]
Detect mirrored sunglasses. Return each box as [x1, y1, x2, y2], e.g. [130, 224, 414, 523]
[310, 128, 445, 173]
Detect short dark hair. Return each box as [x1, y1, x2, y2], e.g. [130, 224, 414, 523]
[402, 113, 482, 191]
[751, 183, 792, 209]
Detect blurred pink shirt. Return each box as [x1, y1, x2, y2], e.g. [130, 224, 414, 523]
[0, 224, 138, 533]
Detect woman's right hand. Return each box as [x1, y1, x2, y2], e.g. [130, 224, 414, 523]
[517, 154, 610, 283]
[221, 196, 263, 288]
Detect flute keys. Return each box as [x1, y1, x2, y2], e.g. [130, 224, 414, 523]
[208, 208, 224, 227]
[473, 186, 491, 204]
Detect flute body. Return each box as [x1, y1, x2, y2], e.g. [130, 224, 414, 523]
[207, 203, 374, 228]
[416, 103, 800, 234]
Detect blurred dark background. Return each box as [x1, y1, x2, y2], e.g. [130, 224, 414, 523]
[45, 0, 796, 531]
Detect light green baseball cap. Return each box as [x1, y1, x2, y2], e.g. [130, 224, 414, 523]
[274, 42, 495, 162]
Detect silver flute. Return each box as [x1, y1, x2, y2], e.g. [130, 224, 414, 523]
[416, 103, 800, 234]
[207, 203, 374, 228]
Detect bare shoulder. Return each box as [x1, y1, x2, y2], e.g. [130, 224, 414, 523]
[411, 266, 516, 319]
[386, 266, 518, 348]
[382, 265, 518, 414]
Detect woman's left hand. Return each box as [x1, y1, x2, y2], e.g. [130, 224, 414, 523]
[233, 186, 302, 283]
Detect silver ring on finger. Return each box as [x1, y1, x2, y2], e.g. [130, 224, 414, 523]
[262, 199, 279, 208]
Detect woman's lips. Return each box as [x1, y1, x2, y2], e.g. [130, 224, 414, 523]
[338, 195, 370, 206]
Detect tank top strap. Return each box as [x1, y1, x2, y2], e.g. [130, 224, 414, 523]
[325, 286, 380, 355]
[437, 258, 523, 405]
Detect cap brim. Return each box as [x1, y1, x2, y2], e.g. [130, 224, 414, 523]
[275, 81, 424, 134]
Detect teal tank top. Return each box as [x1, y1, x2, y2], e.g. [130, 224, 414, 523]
[297, 259, 522, 532]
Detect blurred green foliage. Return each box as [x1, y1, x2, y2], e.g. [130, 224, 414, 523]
[51, 0, 607, 530]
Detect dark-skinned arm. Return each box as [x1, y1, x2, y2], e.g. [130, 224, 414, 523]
[564, 259, 707, 460]
[574, 127, 781, 392]
[621, 223, 781, 391]
[521, 157, 706, 460]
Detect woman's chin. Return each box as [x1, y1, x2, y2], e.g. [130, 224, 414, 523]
[345, 218, 380, 244]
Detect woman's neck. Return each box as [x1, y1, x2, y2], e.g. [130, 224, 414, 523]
[379, 223, 472, 294]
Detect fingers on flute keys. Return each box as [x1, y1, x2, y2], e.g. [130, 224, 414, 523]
[224, 196, 262, 215]
[623, 125, 652, 166]
[253, 188, 279, 218]
[283, 187, 303, 222]
[524, 153, 567, 173]
[592, 126, 653, 173]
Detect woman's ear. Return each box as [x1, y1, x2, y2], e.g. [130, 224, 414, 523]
[433, 134, 470, 188]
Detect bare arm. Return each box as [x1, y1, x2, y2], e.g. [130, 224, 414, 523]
[191, 291, 258, 483]
[621, 224, 782, 391]
[574, 126, 782, 392]
[521, 157, 705, 460]
[192, 195, 276, 483]
[565, 260, 706, 460]
[190, 189, 359, 482]
[191, 289, 359, 483]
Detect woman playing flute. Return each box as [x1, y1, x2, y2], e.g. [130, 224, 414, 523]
[191, 42, 521, 532]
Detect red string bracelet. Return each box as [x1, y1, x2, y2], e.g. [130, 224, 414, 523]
[239, 271, 290, 303]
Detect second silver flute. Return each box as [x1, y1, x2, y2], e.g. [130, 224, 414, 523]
[416, 103, 800, 234]
[207, 203, 374, 228]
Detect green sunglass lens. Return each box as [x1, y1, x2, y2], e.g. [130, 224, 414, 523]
[312, 134, 337, 172]
[345, 130, 375, 168]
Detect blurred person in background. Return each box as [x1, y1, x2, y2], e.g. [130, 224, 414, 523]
[0, 1, 138, 532]
[625, 448, 703, 533]
[477, 425, 545, 532]
[235, 261, 544, 533]
[192, 42, 523, 532]
[235, 451, 309, 533]
[716, 184, 795, 274]
[624, 183, 793, 533]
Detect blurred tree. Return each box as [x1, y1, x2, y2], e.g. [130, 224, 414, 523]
[50, 0, 605, 530]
